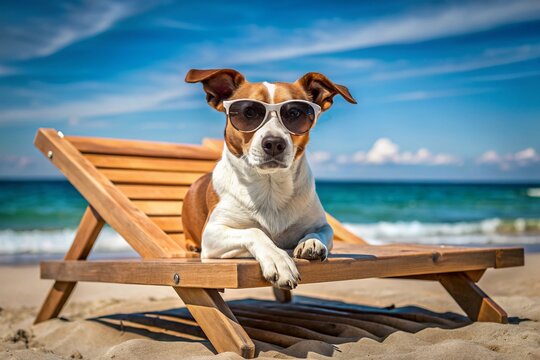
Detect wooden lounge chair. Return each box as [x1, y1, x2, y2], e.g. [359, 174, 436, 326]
[33, 128, 524, 358]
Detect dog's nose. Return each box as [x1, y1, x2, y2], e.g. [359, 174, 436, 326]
[262, 136, 286, 156]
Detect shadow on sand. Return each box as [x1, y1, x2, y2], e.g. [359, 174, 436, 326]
[89, 295, 481, 357]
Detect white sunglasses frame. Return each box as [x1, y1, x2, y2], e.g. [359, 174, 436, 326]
[222, 99, 322, 135]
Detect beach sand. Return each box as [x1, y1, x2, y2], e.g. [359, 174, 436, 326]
[1, 254, 539, 359]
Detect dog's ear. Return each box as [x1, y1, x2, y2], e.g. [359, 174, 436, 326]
[296, 72, 357, 111]
[185, 69, 245, 111]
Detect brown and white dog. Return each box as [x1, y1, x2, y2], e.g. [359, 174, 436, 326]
[182, 68, 356, 289]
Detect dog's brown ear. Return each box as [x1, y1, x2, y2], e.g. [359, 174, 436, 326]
[185, 69, 245, 111]
[296, 72, 357, 111]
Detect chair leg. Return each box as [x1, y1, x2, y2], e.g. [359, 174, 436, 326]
[273, 288, 292, 303]
[438, 272, 508, 324]
[175, 287, 255, 358]
[35, 206, 104, 324]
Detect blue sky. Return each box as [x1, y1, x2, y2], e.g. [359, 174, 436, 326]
[1, 0, 540, 181]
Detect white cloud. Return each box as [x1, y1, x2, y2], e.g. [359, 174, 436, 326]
[0, 1, 158, 61]
[317, 138, 462, 167]
[477, 148, 540, 170]
[0, 155, 33, 169]
[373, 44, 540, 81]
[477, 150, 501, 164]
[309, 151, 332, 164]
[214, 0, 540, 65]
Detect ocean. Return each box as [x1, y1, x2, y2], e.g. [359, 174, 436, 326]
[1, 180, 539, 262]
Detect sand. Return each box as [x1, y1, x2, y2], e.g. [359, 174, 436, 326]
[1, 254, 539, 359]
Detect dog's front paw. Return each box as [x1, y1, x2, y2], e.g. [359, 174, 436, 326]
[258, 248, 300, 290]
[294, 238, 328, 261]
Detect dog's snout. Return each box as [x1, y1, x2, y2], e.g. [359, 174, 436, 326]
[262, 136, 286, 157]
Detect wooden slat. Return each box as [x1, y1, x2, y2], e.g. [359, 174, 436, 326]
[150, 216, 183, 232]
[34, 129, 190, 258]
[101, 169, 205, 185]
[67, 135, 221, 160]
[202, 138, 224, 152]
[167, 233, 189, 251]
[85, 154, 216, 172]
[40, 243, 524, 289]
[168, 233, 186, 243]
[132, 200, 183, 216]
[117, 185, 190, 200]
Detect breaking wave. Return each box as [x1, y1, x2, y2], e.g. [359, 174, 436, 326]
[344, 218, 540, 245]
[0, 218, 539, 256]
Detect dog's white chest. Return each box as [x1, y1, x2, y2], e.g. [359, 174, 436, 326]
[210, 150, 323, 249]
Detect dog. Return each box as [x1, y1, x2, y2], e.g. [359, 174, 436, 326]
[182, 68, 356, 289]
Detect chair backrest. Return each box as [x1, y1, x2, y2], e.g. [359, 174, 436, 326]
[35, 129, 365, 259]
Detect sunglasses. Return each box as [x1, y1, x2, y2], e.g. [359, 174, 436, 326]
[222, 99, 321, 135]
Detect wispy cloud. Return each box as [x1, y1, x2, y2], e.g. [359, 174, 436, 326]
[314, 58, 378, 70]
[0, 155, 33, 170]
[0, 82, 194, 124]
[210, 0, 540, 65]
[311, 138, 463, 167]
[155, 19, 207, 31]
[383, 88, 493, 103]
[373, 44, 540, 80]
[477, 148, 540, 170]
[0, 65, 16, 76]
[0, 1, 159, 61]
[469, 70, 540, 82]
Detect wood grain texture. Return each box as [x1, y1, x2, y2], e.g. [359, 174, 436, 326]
[116, 184, 190, 200]
[202, 138, 225, 153]
[101, 169, 206, 185]
[174, 288, 255, 358]
[34, 206, 104, 324]
[150, 216, 183, 232]
[273, 288, 292, 303]
[34, 130, 524, 358]
[34, 129, 190, 258]
[438, 272, 508, 323]
[67, 135, 220, 160]
[40, 243, 524, 289]
[85, 154, 216, 172]
[132, 200, 183, 216]
[495, 248, 525, 268]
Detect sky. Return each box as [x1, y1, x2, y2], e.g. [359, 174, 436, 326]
[0, 0, 539, 181]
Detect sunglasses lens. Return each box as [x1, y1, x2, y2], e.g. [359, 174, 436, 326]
[228, 101, 267, 132]
[280, 102, 316, 134]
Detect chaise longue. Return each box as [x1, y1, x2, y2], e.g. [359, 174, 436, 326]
[33, 128, 524, 358]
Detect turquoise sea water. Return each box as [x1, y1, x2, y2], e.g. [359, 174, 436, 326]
[0, 180, 539, 258]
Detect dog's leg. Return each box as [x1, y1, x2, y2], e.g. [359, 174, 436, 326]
[202, 225, 301, 289]
[293, 223, 333, 261]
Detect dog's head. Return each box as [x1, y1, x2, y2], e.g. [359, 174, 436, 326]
[186, 68, 356, 173]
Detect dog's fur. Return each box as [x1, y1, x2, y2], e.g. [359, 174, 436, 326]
[182, 69, 356, 289]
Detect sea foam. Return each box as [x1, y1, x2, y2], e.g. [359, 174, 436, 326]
[345, 218, 540, 245]
[1, 218, 539, 255]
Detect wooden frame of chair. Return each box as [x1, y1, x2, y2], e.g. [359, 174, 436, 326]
[33, 128, 524, 358]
